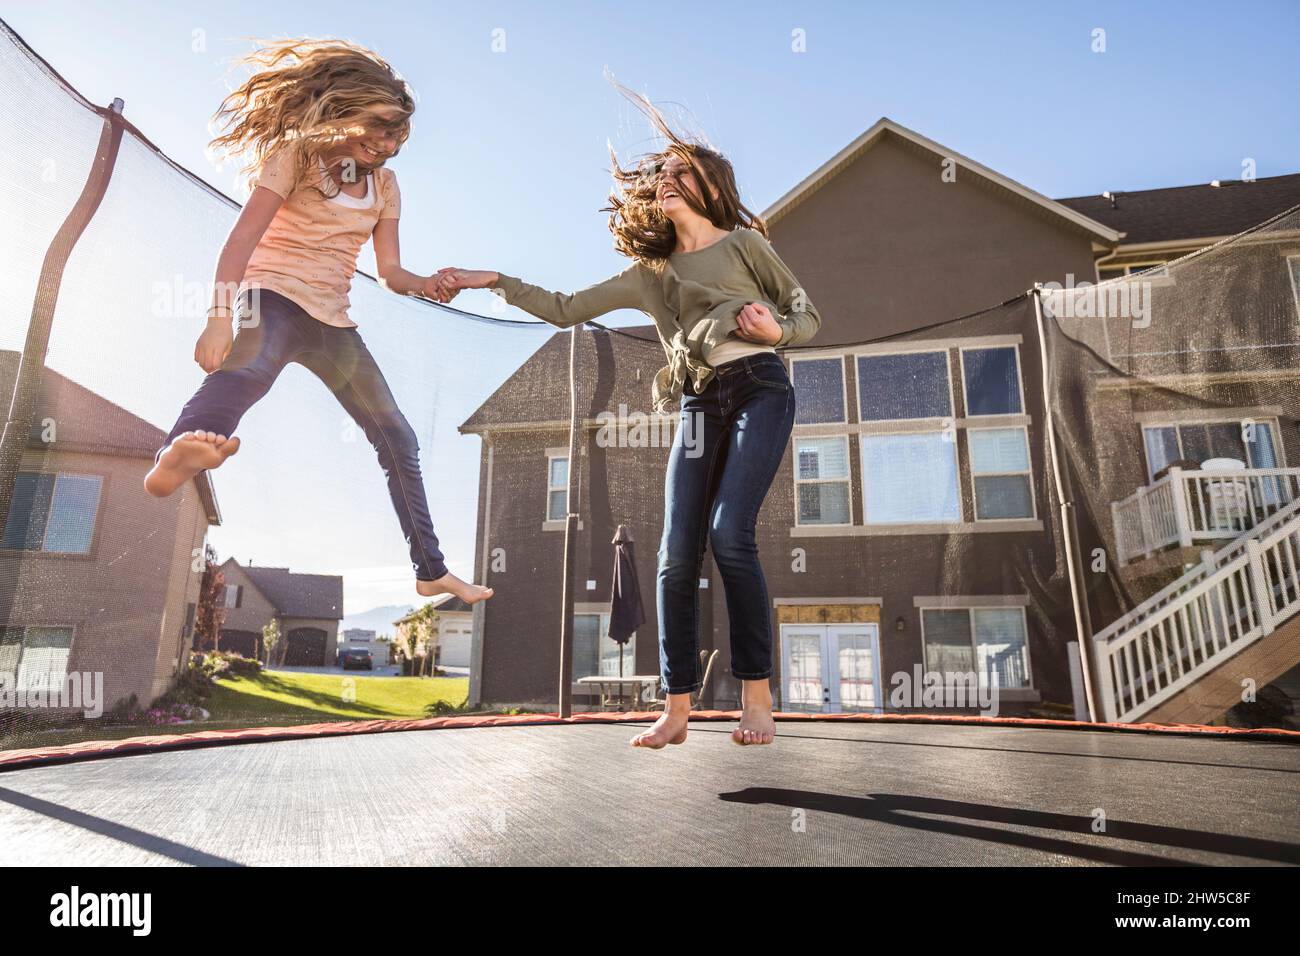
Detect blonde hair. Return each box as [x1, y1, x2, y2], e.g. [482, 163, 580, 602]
[210, 38, 415, 194]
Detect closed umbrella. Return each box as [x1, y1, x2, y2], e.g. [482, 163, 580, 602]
[608, 524, 646, 678]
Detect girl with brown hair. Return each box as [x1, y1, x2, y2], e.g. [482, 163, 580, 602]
[437, 97, 820, 746]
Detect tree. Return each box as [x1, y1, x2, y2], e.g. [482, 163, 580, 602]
[396, 603, 441, 677]
[261, 619, 281, 666]
[193, 545, 228, 653]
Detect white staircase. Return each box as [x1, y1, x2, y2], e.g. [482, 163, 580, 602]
[1093, 495, 1300, 723]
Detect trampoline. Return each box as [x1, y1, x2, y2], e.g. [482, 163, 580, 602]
[1, 714, 1297, 867]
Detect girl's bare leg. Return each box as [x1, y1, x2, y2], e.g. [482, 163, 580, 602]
[631, 691, 691, 748]
[732, 678, 776, 745]
[416, 572, 493, 604]
[144, 431, 240, 497]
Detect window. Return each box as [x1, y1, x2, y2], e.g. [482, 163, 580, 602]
[861, 433, 960, 523]
[961, 347, 1023, 416]
[573, 612, 637, 679]
[0, 626, 74, 691]
[794, 436, 851, 526]
[221, 585, 242, 609]
[857, 352, 951, 421]
[791, 356, 846, 424]
[546, 454, 568, 521]
[1142, 419, 1279, 479]
[1098, 262, 1170, 282]
[968, 427, 1035, 519]
[921, 607, 1030, 689]
[1, 473, 102, 553]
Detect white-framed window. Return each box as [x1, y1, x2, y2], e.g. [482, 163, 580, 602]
[790, 355, 847, 425]
[861, 432, 961, 523]
[855, 350, 959, 525]
[1098, 261, 1170, 282]
[959, 345, 1025, 417]
[968, 426, 1036, 520]
[221, 584, 243, 609]
[920, 606, 1031, 689]
[1142, 418, 1280, 480]
[794, 436, 852, 526]
[0, 626, 74, 691]
[546, 453, 569, 522]
[856, 350, 953, 422]
[1, 472, 102, 554]
[573, 612, 637, 679]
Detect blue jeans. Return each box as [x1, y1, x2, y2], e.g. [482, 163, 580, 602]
[160, 289, 448, 581]
[656, 352, 795, 694]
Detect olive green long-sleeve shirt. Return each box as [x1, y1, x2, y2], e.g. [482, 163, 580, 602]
[493, 228, 820, 412]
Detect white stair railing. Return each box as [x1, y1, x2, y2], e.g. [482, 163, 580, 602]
[1094, 495, 1300, 722]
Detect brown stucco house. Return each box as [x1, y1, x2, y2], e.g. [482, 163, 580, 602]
[214, 559, 343, 666]
[0, 352, 220, 712]
[458, 118, 1300, 721]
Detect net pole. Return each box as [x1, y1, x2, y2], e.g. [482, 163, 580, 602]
[558, 325, 580, 717]
[0, 100, 124, 538]
[1031, 284, 1099, 721]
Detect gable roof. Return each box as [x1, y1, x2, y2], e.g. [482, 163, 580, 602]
[430, 594, 474, 615]
[223, 559, 344, 620]
[762, 117, 1123, 245]
[1055, 173, 1300, 247]
[459, 326, 665, 434]
[0, 350, 220, 524]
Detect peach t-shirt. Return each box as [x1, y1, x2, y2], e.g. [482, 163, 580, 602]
[242, 149, 401, 328]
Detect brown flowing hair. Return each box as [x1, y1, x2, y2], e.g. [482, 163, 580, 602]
[209, 38, 415, 197]
[605, 85, 766, 264]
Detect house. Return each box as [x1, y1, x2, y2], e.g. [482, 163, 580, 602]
[212, 559, 343, 666]
[458, 118, 1300, 720]
[0, 352, 220, 712]
[428, 595, 473, 668]
[341, 627, 390, 667]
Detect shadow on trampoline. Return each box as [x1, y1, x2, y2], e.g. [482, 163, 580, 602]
[719, 789, 1300, 866]
[0, 786, 242, 867]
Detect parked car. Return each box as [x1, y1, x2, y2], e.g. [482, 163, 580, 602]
[339, 647, 374, 671]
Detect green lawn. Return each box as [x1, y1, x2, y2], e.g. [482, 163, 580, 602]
[206, 669, 469, 723]
[1, 669, 472, 753]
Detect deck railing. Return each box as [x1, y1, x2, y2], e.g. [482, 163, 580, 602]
[1093, 496, 1300, 722]
[1111, 467, 1300, 564]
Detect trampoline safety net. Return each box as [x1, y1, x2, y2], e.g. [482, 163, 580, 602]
[3, 17, 1300, 757]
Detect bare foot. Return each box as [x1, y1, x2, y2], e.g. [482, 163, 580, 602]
[416, 570, 493, 604]
[732, 678, 776, 746]
[631, 709, 689, 749]
[144, 431, 240, 497]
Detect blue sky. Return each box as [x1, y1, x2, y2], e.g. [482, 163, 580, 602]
[5, 1, 1297, 614]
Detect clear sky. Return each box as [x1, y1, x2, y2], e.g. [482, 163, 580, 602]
[4, 1, 1297, 615]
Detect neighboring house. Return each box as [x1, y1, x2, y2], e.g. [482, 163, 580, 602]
[341, 627, 390, 667]
[0, 352, 220, 712]
[214, 559, 343, 666]
[428, 596, 473, 668]
[459, 117, 1300, 718]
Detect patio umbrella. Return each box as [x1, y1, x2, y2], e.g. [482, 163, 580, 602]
[608, 524, 646, 677]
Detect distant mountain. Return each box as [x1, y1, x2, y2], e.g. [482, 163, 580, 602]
[341, 604, 415, 637]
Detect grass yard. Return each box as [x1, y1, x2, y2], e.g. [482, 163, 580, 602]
[206, 669, 469, 724]
[0, 670, 472, 753]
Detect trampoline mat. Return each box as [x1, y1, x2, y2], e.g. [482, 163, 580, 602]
[0, 719, 1297, 866]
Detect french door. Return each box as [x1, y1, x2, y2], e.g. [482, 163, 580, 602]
[781, 623, 883, 713]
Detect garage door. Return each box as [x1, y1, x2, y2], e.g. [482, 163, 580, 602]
[285, 627, 328, 666]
